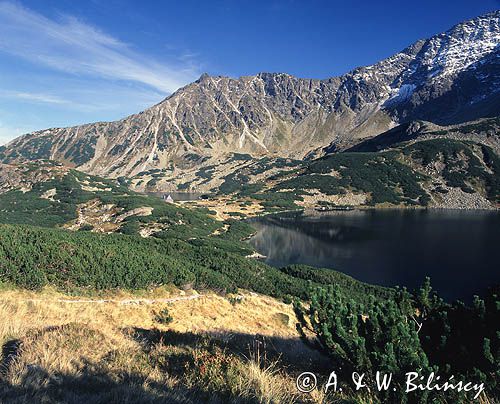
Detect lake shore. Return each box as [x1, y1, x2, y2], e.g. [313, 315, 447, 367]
[248, 209, 500, 302]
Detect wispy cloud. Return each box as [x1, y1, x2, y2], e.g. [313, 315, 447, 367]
[0, 2, 199, 93]
[0, 90, 70, 105]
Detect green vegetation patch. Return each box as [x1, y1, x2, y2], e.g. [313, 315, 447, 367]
[0, 170, 109, 227]
[404, 139, 500, 202]
[295, 279, 499, 401]
[0, 167, 227, 241]
[0, 222, 390, 301]
[275, 151, 430, 206]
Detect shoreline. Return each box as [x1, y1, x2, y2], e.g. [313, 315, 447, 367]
[250, 204, 499, 220]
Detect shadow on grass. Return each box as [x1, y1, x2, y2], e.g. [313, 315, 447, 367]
[127, 327, 331, 374]
[0, 326, 331, 403]
[0, 330, 237, 403]
[0, 363, 207, 403]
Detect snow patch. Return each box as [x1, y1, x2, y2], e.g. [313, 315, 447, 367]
[384, 84, 416, 106]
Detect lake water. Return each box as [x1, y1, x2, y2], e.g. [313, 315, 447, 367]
[248, 209, 500, 301]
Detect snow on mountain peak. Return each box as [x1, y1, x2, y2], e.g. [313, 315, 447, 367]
[421, 11, 499, 78]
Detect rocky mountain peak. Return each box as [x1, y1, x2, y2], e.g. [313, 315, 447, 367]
[1, 12, 499, 180]
[417, 10, 499, 78]
[197, 72, 211, 82]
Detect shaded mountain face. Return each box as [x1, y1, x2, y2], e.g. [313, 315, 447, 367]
[345, 117, 500, 154]
[1, 11, 499, 179]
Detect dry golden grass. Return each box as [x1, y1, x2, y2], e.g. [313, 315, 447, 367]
[185, 197, 264, 221]
[0, 288, 300, 342]
[2, 287, 490, 403]
[0, 287, 326, 403]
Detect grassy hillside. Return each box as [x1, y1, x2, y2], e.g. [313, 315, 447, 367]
[0, 160, 393, 302]
[0, 223, 392, 303]
[0, 162, 221, 233]
[242, 139, 499, 210]
[3, 138, 498, 220]
[275, 150, 430, 206]
[0, 288, 331, 403]
[0, 154, 498, 402]
[0, 161, 266, 257]
[403, 139, 500, 202]
[1, 234, 497, 403]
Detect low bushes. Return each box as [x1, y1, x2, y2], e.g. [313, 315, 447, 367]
[0, 224, 388, 301]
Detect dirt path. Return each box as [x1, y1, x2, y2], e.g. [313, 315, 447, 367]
[16, 294, 203, 306]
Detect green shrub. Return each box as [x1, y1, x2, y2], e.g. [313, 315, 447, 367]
[154, 308, 173, 325]
[0, 222, 392, 301]
[295, 279, 499, 402]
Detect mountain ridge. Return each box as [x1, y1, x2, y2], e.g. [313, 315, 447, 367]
[1, 11, 499, 180]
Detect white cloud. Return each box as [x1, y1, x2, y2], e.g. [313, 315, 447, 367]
[0, 90, 70, 105]
[0, 2, 199, 94]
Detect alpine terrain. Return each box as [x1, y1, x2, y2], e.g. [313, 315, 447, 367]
[1, 6, 500, 404]
[1, 11, 499, 184]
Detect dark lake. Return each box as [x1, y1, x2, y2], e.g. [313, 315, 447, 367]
[248, 209, 500, 301]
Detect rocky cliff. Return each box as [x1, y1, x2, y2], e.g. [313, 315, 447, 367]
[1, 11, 499, 179]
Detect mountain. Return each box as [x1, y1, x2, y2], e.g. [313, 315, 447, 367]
[1, 11, 499, 180]
[124, 138, 498, 211]
[0, 160, 228, 238]
[345, 116, 500, 153]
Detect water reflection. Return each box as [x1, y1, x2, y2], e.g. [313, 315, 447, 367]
[249, 210, 500, 301]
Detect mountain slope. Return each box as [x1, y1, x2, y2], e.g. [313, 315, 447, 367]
[0, 161, 224, 237]
[124, 139, 498, 211]
[1, 11, 499, 179]
[346, 117, 500, 153]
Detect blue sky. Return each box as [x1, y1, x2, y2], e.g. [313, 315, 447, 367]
[0, 0, 498, 144]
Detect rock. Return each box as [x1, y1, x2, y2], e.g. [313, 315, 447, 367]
[1, 12, 498, 181]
